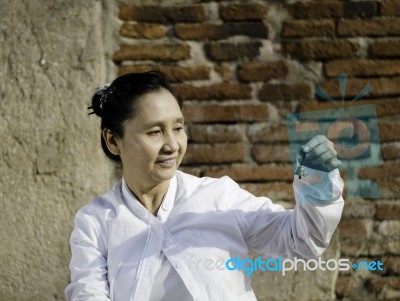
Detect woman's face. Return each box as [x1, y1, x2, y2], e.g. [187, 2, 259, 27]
[116, 89, 187, 189]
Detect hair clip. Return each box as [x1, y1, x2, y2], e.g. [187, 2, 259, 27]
[88, 83, 112, 115]
[96, 83, 111, 110]
[96, 83, 111, 95]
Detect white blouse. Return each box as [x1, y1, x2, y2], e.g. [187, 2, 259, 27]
[65, 168, 344, 301]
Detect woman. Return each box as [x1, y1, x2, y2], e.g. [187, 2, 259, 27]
[65, 71, 344, 301]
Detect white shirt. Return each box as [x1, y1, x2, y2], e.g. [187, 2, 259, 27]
[65, 168, 344, 301]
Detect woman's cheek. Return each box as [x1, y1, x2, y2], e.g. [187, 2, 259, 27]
[180, 133, 188, 151]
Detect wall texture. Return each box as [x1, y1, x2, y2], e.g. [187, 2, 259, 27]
[1, 0, 400, 300]
[0, 0, 115, 300]
[114, 0, 400, 300]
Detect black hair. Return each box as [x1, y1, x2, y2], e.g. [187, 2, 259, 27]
[89, 70, 183, 165]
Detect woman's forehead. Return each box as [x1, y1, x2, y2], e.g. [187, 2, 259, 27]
[129, 90, 183, 126]
[137, 89, 180, 110]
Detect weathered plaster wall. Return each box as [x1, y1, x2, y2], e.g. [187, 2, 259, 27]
[0, 1, 115, 299]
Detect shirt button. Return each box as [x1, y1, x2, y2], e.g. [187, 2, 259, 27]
[175, 263, 184, 269]
[162, 200, 170, 211]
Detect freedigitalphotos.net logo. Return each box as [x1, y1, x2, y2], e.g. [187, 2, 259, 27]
[225, 256, 384, 276]
[286, 74, 382, 198]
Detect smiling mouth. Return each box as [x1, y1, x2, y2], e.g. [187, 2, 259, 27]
[158, 159, 174, 164]
[157, 158, 176, 167]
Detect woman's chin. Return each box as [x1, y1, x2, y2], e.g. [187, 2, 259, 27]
[153, 168, 177, 182]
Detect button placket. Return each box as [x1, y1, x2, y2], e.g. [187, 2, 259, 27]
[162, 231, 208, 301]
[153, 223, 164, 240]
[162, 200, 170, 211]
[157, 175, 177, 222]
[132, 222, 165, 301]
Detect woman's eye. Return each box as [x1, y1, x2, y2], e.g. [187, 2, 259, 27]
[174, 127, 184, 132]
[148, 130, 162, 136]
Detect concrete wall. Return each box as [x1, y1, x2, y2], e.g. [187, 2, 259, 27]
[0, 1, 115, 300]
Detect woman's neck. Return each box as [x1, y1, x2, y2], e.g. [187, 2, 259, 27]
[125, 178, 169, 215]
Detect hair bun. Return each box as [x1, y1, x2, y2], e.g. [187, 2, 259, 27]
[88, 83, 112, 117]
[88, 93, 103, 117]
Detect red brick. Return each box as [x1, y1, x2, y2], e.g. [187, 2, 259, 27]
[370, 40, 400, 58]
[342, 202, 376, 219]
[175, 83, 251, 100]
[282, 19, 335, 38]
[342, 239, 400, 256]
[363, 98, 400, 117]
[285, 2, 343, 19]
[214, 64, 231, 82]
[203, 164, 293, 182]
[382, 142, 400, 160]
[366, 277, 400, 292]
[183, 104, 272, 123]
[343, 1, 378, 18]
[182, 143, 246, 164]
[237, 62, 288, 83]
[120, 23, 165, 39]
[320, 77, 400, 99]
[259, 83, 312, 101]
[240, 182, 295, 201]
[370, 241, 400, 256]
[252, 144, 292, 163]
[336, 276, 355, 298]
[338, 19, 400, 37]
[220, 3, 268, 21]
[119, 4, 136, 21]
[174, 23, 268, 40]
[343, 200, 376, 219]
[379, 179, 400, 199]
[188, 124, 246, 143]
[248, 123, 289, 143]
[118, 4, 205, 23]
[381, 0, 400, 16]
[381, 256, 400, 275]
[379, 120, 400, 142]
[118, 65, 210, 82]
[299, 99, 400, 118]
[178, 167, 202, 177]
[283, 40, 359, 60]
[205, 42, 261, 61]
[112, 43, 190, 63]
[376, 203, 400, 220]
[325, 59, 400, 77]
[358, 161, 400, 180]
[339, 219, 373, 241]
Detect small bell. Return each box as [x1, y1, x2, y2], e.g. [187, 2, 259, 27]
[295, 165, 306, 179]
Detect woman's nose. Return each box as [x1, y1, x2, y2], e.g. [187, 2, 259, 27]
[163, 132, 179, 152]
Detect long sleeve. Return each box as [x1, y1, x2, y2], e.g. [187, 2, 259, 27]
[238, 167, 344, 259]
[65, 205, 111, 301]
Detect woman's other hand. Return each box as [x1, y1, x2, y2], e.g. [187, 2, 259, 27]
[297, 135, 341, 172]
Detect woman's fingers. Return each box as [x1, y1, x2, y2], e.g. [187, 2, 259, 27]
[299, 135, 341, 172]
[302, 135, 325, 153]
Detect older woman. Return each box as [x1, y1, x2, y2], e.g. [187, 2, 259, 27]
[65, 71, 344, 301]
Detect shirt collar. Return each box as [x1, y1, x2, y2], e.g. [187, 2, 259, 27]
[121, 174, 178, 223]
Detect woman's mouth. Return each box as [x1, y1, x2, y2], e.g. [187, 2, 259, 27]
[157, 158, 175, 168]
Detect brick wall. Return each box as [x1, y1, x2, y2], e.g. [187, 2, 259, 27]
[114, 1, 400, 300]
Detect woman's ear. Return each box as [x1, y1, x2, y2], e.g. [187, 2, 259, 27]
[102, 128, 121, 156]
